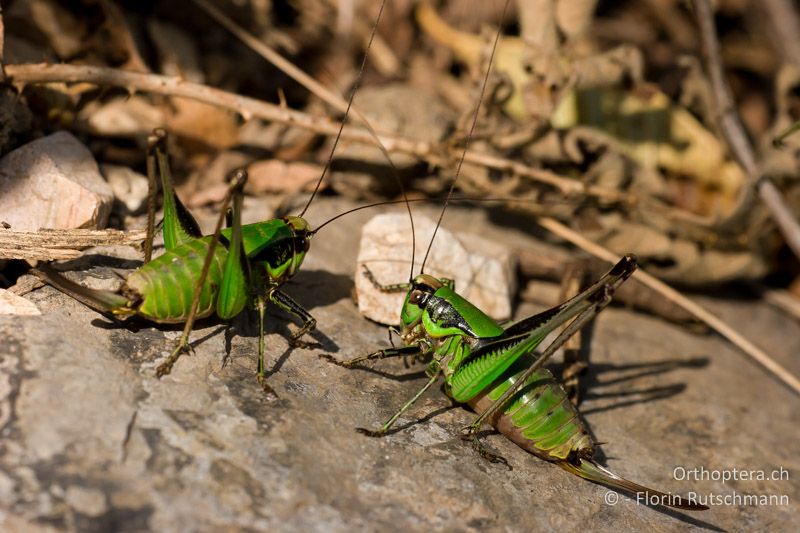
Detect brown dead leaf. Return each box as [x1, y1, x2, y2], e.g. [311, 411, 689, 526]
[166, 98, 239, 151]
[245, 160, 324, 195]
[6, 0, 86, 59]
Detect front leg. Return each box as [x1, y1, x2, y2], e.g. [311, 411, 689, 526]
[320, 343, 435, 436]
[319, 344, 422, 368]
[357, 371, 441, 437]
[270, 289, 317, 347]
[361, 265, 411, 293]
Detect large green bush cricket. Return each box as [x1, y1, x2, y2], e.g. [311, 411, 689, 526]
[322, 0, 709, 511]
[35, 129, 322, 388]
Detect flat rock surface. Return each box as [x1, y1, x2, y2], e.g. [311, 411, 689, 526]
[0, 132, 114, 231]
[0, 198, 798, 532]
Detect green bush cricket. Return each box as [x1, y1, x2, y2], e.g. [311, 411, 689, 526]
[322, 0, 709, 510]
[31, 0, 414, 390]
[34, 129, 321, 390]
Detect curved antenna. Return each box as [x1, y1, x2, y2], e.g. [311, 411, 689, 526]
[419, 0, 510, 275]
[313, 199, 423, 235]
[311, 194, 566, 235]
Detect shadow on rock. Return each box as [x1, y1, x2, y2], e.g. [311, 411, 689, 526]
[578, 356, 710, 416]
[286, 269, 354, 310]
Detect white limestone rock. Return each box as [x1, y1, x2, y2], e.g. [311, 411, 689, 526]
[0, 131, 114, 231]
[356, 213, 516, 325]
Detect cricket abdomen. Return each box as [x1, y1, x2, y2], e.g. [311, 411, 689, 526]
[125, 236, 228, 323]
[468, 356, 594, 462]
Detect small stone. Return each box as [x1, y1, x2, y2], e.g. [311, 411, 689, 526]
[0, 132, 114, 231]
[102, 164, 149, 214]
[355, 213, 516, 325]
[0, 289, 41, 316]
[64, 485, 107, 517]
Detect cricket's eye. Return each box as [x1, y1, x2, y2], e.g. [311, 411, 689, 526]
[408, 290, 425, 305]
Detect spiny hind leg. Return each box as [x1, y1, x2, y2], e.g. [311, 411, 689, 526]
[319, 344, 422, 368]
[270, 289, 318, 348]
[460, 288, 616, 466]
[143, 132, 158, 263]
[461, 257, 634, 441]
[155, 170, 248, 377]
[147, 129, 202, 256]
[559, 259, 593, 406]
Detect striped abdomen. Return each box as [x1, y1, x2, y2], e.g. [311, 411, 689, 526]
[467, 356, 594, 462]
[124, 236, 228, 323]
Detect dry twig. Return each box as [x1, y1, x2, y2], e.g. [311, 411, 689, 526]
[537, 216, 800, 396]
[761, 0, 800, 66]
[4, 63, 633, 205]
[693, 0, 800, 262]
[0, 228, 146, 261]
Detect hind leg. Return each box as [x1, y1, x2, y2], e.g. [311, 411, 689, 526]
[144, 129, 202, 262]
[155, 170, 248, 377]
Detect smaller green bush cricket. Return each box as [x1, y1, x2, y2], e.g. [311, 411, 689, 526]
[325, 255, 705, 510]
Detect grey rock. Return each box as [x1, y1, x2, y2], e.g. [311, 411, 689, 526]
[102, 164, 149, 215]
[0, 198, 797, 531]
[0, 132, 114, 231]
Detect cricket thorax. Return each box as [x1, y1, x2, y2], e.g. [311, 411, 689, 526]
[423, 295, 480, 337]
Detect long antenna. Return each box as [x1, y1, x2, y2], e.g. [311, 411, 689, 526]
[311, 194, 562, 235]
[297, 0, 417, 281]
[297, 0, 383, 217]
[419, 0, 510, 275]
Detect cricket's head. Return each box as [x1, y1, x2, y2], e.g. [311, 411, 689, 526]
[284, 216, 312, 276]
[258, 216, 312, 283]
[400, 274, 444, 328]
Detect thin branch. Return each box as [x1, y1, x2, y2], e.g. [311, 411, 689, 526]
[536, 216, 800, 396]
[761, 0, 800, 66]
[692, 0, 800, 262]
[4, 63, 632, 205]
[190, 0, 350, 115]
[759, 285, 800, 323]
